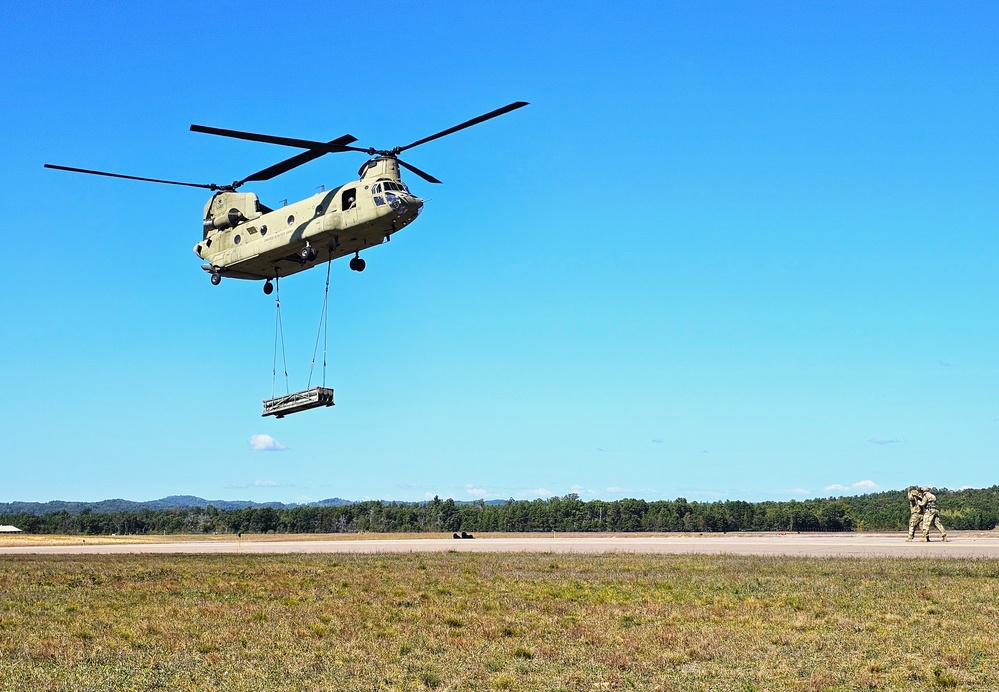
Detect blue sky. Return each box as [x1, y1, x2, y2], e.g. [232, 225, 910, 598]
[1, 1, 996, 504]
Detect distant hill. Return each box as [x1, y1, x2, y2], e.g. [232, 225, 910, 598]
[0, 496, 513, 516]
[0, 496, 354, 516]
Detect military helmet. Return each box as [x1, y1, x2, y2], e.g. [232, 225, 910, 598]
[921, 486, 931, 492]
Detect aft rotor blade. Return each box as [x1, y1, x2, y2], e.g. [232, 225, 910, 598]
[395, 101, 529, 154]
[190, 125, 362, 153]
[397, 158, 442, 184]
[236, 135, 364, 185]
[43, 164, 220, 190]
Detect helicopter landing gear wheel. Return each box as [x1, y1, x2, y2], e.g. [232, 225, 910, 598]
[349, 254, 366, 272]
[263, 280, 274, 295]
[300, 245, 317, 262]
[210, 272, 221, 286]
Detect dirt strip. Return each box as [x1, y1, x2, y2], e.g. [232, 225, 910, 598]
[2, 532, 998, 558]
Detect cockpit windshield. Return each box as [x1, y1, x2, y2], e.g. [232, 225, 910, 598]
[371, 179, 412, 210]
[371, 180, 409, 195]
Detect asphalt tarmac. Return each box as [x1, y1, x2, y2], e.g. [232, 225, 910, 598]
[2, 532, 998, 558]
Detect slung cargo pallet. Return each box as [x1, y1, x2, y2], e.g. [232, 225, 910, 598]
[262, 387, 334, 418]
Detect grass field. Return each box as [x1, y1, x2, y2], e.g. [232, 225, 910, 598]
[0, 552, 996, 690]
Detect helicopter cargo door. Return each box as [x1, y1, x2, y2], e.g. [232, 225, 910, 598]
[340, 187, 358, 229]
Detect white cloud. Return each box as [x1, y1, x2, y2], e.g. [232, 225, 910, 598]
[784, 488, 811, 495]
[465, 485, 487, 497]
[253, 480, 279, 487]
[868, 438, 901, 445]
[250, 434, 287, 451]
[825, 480, 881, 494]
[514, 488, 553, 499]
[606, 486, 632, 493]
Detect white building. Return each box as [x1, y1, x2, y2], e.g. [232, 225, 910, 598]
[0, 525, 23, 533]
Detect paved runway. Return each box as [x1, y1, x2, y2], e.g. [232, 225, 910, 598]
[2, 532, 998, 558]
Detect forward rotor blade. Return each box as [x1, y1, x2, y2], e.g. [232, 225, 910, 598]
[238, 149, 328, 185]
[44, 164, 220, 190]
[396, 101, 529, 154]
[397, 158, 442, 184]
[236, 135, 363, 186]
[190, 124, 362, 153]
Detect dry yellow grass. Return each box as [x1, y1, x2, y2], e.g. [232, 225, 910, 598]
[0, 552, 995, 690]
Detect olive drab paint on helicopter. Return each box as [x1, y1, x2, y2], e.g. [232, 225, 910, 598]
[44, 102, 528, 291]
[193, 158, 423, 281]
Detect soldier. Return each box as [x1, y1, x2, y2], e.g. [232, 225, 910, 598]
[905, 486, 923, 542]
[918, 486, 947, 542]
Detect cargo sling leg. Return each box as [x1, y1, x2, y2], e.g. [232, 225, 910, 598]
[262, 261, 335, 417]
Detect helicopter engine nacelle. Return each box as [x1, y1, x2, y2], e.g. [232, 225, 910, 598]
[202, 191, 263, 237]
[203, 208, 245, 233]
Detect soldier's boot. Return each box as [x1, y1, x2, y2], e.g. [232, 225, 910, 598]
[905, 537, 913, 542]
[921, 535, 929, 542]
[941, 534, 947, 542]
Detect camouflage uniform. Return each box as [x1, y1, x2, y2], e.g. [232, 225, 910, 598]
[906, 487, 923, 541]
[918, 487, 947, 542]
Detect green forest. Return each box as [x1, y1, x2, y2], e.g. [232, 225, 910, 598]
[3, 486, 998, 536]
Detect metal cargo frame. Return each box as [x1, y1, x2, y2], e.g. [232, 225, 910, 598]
[262, 387, 334, 418]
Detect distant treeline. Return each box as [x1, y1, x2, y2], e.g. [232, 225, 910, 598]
[3, 487, 998, 535]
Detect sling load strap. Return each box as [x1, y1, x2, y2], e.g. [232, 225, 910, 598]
[307, 255, 333, 389]
[272, 274, 290, 398]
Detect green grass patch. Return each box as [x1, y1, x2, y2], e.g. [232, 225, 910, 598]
[0, 553, 997, 689]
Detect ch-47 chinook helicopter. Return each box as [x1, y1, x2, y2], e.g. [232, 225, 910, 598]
[45, 102, 528, 295]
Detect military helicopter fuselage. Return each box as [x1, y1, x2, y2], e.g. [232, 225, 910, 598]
[45, 102, 527, 292]
[196, 157, 422, 285]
